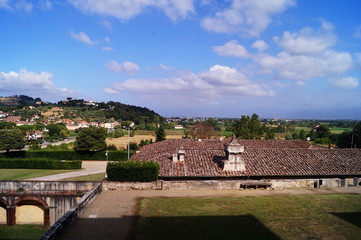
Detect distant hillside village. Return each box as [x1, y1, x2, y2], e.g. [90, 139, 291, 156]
[0, 95, 162, 142]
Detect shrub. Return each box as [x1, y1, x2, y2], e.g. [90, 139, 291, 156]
[106, 161, 159, 182]
[0, 150, 133, 161]
[0, 158, 82, 169]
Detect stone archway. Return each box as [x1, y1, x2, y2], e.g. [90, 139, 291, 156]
[13, 196, 50, 227]
[0, 199, 10, 225]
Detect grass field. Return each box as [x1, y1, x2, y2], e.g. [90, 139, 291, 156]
[0, 169, 79, 180]
[0, 224, 46, 240]
[62, 172, 105, 181]
[106, 134, 183, 150]
[136, 194, 361, 240]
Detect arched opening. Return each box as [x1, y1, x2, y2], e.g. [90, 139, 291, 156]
[13, 197, 49, 227]
[0, 199, 9, 225]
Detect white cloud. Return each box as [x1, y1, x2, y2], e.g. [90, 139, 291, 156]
[159, 64, 174, 70]
[1, 0, 50, 12]
[0, 69, 74, 98]
[213, 40, 249, 58]
[102, 47, 113, 51]
[273, 22, 337, 55]
[0, 0, 11, 10]
[105, 60, 140, 75]
[201, 0, 295, 37]
[99, 20, 112, 30]
[104, 65, 275, 105]
[38, 0, 52, 10]
[70, 31, 97, 45]
[68, 0, 195, 22]
[15, 0, 33, 13]
[251, 40, 268, 52]
[256, 50, 354, 81]
[329, 76, 359, 89]
[103, 88, 119, 94]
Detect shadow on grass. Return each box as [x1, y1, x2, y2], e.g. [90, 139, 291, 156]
[330, 212, 361, 228]
[135, 215, 280, 240]
[56, 215, 279, 240]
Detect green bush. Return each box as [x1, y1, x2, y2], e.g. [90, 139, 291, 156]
[0, 150, 133, 161]
[106, 161, 159, 182]
[0, 158, 82, 169]
[315, 137, 332, 145]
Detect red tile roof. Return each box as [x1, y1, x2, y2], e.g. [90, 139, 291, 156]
[131, 138, 361, 177]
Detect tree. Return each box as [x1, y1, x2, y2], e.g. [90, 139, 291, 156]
[353, 121, 361, 148]
[46, 123, 69, 140]
[233, 114, 262, 139]
[264, 127, 275, 140]
[74, 127, 107, 151]
[190, 122, 216, 139]
[155, 125, 166, 142]
[315, 124, 331, 139]
[299, 129, 306, 140]
[0, 129, 25, 152]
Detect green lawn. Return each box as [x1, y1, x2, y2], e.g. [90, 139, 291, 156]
[136, 194, 361, 240]
[62, 172, 105, 181]
[0, 224, 46, 240]
[0, 169, 80, 180]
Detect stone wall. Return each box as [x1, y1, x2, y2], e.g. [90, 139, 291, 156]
[102, 178, 361, 191]
[0, 180, 97, 193]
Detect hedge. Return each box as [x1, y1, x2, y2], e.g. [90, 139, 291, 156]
[0, 150, 134, 161]
[0, 158, 82, 169]
[106, 161, 159, 182]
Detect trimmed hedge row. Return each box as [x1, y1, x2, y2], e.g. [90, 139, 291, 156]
[0, 158, 82, 169]
[0, 150, 134, 161]
[106, 161, 159, 182]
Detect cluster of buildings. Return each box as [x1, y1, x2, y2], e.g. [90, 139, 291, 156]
[131, 137, 361, 188]
[0, 111, 125, 141]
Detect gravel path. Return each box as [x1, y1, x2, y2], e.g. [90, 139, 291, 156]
[59, 187, 361, 240]
[26, 161, 107, 181]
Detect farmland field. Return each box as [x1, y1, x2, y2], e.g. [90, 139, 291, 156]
[106, 134, 183, 150]
[136, 194, 361, 240]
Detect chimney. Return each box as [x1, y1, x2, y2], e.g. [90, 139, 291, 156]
[178, 148, 185, 161]
[172, 147, 185, 162]
[223, 137, 245, 171]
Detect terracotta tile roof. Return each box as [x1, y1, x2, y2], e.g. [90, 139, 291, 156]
[131, 138, 361, 177]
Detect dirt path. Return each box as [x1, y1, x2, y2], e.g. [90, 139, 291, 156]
[59, 187, 361, 240]
[27, 161, 107, 181]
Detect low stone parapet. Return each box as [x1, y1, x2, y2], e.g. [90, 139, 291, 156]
[39, 182, 102, 240]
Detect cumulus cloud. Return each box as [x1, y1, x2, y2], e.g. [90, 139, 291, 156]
[105, 60, 140, 75]
[104, 65, 275, 105]
[255, 50, 353, 81]
[70, 31, 97, 45]
[0, 69, 74, 98]
[68, 0, 195, 22]
[251, 40, 268, 52]
[201, 0, 295, 37]
[213, 40, 249, 58]
[329, 76, 359, 89]
[273, 21, 337, 55]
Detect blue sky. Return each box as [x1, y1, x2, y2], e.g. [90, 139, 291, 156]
[1, 0, 361, 119]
